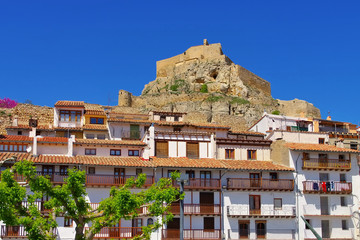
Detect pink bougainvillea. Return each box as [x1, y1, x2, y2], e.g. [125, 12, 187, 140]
[0, 98, 18, 108]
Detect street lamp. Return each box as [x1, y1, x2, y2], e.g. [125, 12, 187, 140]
[177, 173, 189, 240]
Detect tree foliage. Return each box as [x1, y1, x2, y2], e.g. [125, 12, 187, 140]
[0, 160, 182, 240]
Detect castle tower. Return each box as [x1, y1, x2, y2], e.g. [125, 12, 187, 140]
[118, 90, 132, 107]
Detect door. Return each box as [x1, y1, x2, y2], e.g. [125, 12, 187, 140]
[249, 195, 261, 215]
[321, 220, 330, 238]
[166, 218, 180, 238]
[319, 154, 328, 167]
[114, 168, 125, 185]
[42, 165, 54, 181]
[132, 218, 142, 237]
[320, 197, 329, 215]
[239, 221, 249, 239]
[256, 221, 266, 239]
[200, 192, 214, 214]
[250, 173, 261, 188]
[200, 171, 211, 188]
[130, 125, 140, 139]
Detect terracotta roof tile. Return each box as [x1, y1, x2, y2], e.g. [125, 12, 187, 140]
[285, 143, 359, 153]
[6, 125, 53, 130]
[75, 139, 146, 146]
[85, 110, 106, 116]
[54, 127, 83, 131]
[0, 135, 33, 142]
[108, 118, 153, 124]
[55, 101, 85, 108]
[37, 137, 69, 144]
[229, 130, 266, 136]
[83, 124, 108, 131]
[151, 157, 225, 169]
[220, 160, 294, 171]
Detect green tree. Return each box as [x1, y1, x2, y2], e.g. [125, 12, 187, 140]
[0, 160, 182, 240]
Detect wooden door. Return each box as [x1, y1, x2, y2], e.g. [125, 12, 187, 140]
[132, 219, 142, 237]
[200, 192, 214, 214]
[250, 173, 261, 188]
[321, 220, 330, 238]
[319, 154, 328, 167]
[166, 218, 180, 238]
[42, 165, 54, 181]
[256, 221, 266, 239]
[114, 168, 125, 185]
[249, 195, 261, 215]
[239, 221, 249, 239]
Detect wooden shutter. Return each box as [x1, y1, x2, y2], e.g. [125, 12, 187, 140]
[187, 142, 199, 159]
[156, 141, 168, 158]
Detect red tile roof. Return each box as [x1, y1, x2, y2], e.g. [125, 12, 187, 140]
[229, 130, 266, 136]
[151, 157, 226, 169]
[220, 160, 294, 171]
[85, 110, 106, 116]
[286, 143, 359, 153]
[83, 124, 108, 131]
[54, 127, 83, 131]
[75, 139, 146, 146]
[55, 101, 85, 108]
[6, 125, 53, 130]
[0, 135, 33, 142]
[37, 137, 69, 144]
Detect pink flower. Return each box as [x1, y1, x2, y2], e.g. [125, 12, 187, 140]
[0, 98, 18, 108]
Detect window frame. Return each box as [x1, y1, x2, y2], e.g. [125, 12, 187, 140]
[128, 149, 140, 156]
[274, 198, 282, 210]
[64, 217, 73, 227]
[85, 148, 96, 155]
[110, 149, 121, 156]
[225, 149, 235, 159]
[247, 150, 257, 160]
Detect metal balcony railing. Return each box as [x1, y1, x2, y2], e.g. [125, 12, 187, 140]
[227, 205, 296, 217]
[303, 181, 352, 194]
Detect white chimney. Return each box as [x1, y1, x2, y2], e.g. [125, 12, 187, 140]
[32, 136, 38, 156]
[149, 124, 155, 157]
[67, 135, 75, 156]
[12, 116, 18, 127]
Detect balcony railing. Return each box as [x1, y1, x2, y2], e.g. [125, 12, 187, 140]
[21, 201, 51, 213]
[303, 181, 352, 194]
[302, 158, 351, 170]
[85, 227, 142, 239]
[86, 174, 154, 187]
[162, 229, 221, 240]
[36, 172, 68, 184]
[0, 226, 58, 238]
[228, 228, 296, 240]
[227, 178, 294, 191]
[227, 206, 295, 218]
[89, 203, 148, 215]
[303, 205, 352, 216]
[169, 204, 221, 215]
[174, 178, 221, 190]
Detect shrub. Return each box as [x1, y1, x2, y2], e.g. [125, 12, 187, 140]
[0, 98, 17, 108]
[200, 84, 208, 93]
[272, 110, 281, 115]
[230, 97, 250, 105]
[206, 95, 223, 102]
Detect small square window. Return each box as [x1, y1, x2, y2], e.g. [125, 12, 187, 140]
[97, 134, 106, 140]
[110, 149, 121, 156]
[85, 149, 96, 155]
[319, 138, 325, 144]
[86, 134, 95, 139]
[269, 172, 278, 180]
[225, 149, 235, 159]
[88, 167, 95, 174]
[247, 150, 257, 160]
[160, 116, 166, 121]
[129, 150, 139, 156]
[64, 217, 73, 227]
[342, 220, 348, 230]
[174, 116, 179, 122]
[274, 198, 282, 210]
[17, 131, 22, 135]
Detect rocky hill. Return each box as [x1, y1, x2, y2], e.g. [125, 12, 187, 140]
[0, 40, 321, 133]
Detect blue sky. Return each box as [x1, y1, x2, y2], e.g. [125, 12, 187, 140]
[1, 1, 359, 124]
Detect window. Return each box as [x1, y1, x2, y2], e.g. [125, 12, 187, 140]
[274, 198, 282, 210]
[173, 127, 182, 132]
[341, 196, 347, 207]
[247, 150, 257, 160]
[305, 219, 311, 229]
[36, 130, 41, 136]
[200, 171, 211, 179]
[187, 142, 199, 159]
[90, 117, 104, 124]
[319, 154, 328, 160]
[128, 150, 139, 156]
[147, 218, 154, 226]
[86, 134, 95, 139]
[136, 169, 142, 176]
[0, 144, 27, 152]
[186, 170, 195, 179]
[60, 110, 81, 122]
[350, 142, 357, 150]
[110, 149, 121, 156]
[339, 154, 345, 161]
[156, 141, 168, 158]
[97, 134, 106, 140]
[17, 131, 22, 135]
[174, 116, 179, 122]
[203, 217, 214, 231]
[64, 217, 73, 227]
[319, 138, 325, 144]
[340, 174, 346, 182]
[88, 167, 95, 174]
[60, 166, 68, 176]
[342, 220, 348, 230]
[269, 172, 278, 180]
[85, 148, 96, 155]
[225, 149, 235, 159]
[303, 152, 310, 160]
[160, 115, 166, 121]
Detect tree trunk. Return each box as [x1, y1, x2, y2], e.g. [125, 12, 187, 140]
[75, 225, 85, 240]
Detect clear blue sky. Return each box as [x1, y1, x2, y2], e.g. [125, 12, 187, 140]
[1, 1, 359, 124]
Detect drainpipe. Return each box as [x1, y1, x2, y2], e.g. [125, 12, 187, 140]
[295, 153, 301, 240]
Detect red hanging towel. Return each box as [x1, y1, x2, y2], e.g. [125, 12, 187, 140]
[322, 182, 327, 192]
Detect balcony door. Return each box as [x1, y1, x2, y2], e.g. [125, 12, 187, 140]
[250, 173, 261, 188]
[166, 218, 180, 238]
[130, 125, 140, 139]
[109, 222, 120, 238]
[239, 221, 249, 239]
[256, 221, 266, 239]
[200, 171, 211, 187]
[132, 219, 142, 237]
[319, 154, 328, 167]
[321, 220, 330, 238]
[42, 165, 54, 181]
[200, 192, 214, 214]
[249, 195, 261, 215]
[114, 168, 125, 185]
[320, 196, 329, 215]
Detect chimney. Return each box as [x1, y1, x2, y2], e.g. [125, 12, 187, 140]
[67, 135, 75, 156]
[149, 124, 155, 157]
[336, 139, 344, 148]
[29, 128, 36, 137]
[32, 136, 38, 156]
[203, 39, 209, 45]
[12, 116, 18, 127]
[326, 115, 332, 121]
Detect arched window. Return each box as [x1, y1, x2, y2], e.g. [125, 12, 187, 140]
[147, 218, 154, 226]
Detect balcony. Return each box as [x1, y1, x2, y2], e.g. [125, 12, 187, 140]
[162, 229, 221, 240]
[85, 227, 142, 239]
[174, 178, 221, 190]
[89, 203, 148, 215]
[86, 174, 154, 187]
[21, 201, 51, 213]
[302, 158, 351, 171]
[1, 226, 27, 238]
[227, 206, 296, 218]
[303, 181, 352, 194]
[227, 178, 294, 191]
[169, 204, 221, 215]
[303, 205, 352, 217]
[58, 121, 82, 128]
[227, 229, 295, 240]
